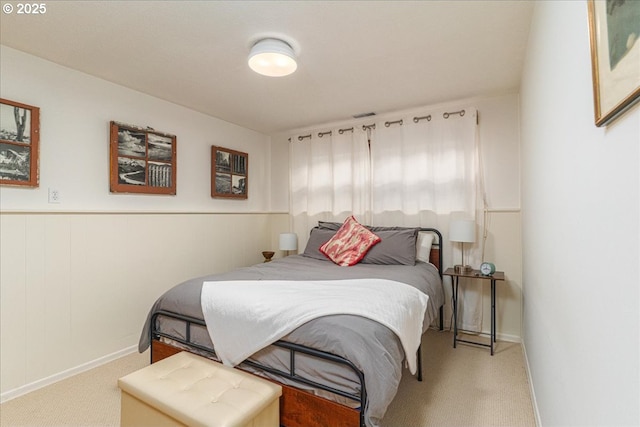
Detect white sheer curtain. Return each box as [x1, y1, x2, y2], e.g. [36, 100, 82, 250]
[370, 112, 478, 222]
[369, 110, 484, 331]
[290, 127, 371, 249]
[289, 108, 484, 331]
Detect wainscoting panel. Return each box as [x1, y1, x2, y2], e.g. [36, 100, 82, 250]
[0, 212, 288, 400]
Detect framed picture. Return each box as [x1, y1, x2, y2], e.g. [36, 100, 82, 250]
[588, 0, 640, 127]
[0, 98, 39, 187]
[211, 145, 248, 199]
[109, 121, 176, 195]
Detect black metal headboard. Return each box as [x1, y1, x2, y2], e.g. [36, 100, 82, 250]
[419, 227, 443, 280]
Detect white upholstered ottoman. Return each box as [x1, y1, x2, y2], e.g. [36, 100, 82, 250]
[118, 351, 282, 427]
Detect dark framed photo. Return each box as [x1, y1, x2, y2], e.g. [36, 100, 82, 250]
[0, 98, 40, 187]
[109, 121, 176, 195]
[211, 145, 248, 199]
[588, 0, 640, 127]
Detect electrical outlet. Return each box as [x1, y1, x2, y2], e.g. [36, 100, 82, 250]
[48, 188, 61, 204]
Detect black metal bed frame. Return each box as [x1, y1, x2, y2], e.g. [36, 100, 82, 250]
[150, 228, 444, 427]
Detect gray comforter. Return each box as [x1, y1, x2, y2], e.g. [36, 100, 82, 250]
[138, 255, 443, 427]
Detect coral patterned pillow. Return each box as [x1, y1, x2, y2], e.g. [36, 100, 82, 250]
[320, 216, 381, 266]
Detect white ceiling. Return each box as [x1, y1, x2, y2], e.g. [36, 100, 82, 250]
[0, 1, 534, 134]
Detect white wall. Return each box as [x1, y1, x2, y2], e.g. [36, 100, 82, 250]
[477, 95, 522, 342]
[0, 46, 291, 399]
[270, 93, 524, 341]
[0, 212, 288, 400]
[520, 2, 639, 425]
[0, 46, 274, 213]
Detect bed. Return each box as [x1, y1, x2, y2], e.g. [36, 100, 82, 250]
[138, 223, 444, 427]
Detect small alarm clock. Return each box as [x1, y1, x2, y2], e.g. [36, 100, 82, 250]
[480, 262, 496, 276]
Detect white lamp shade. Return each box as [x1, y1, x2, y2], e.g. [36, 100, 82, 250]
[279, 233, 298, 251]
[248, 38, 297, 77]
[449, 219, 476, 243]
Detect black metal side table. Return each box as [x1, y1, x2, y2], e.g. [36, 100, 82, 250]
[443, 267, 505, 355]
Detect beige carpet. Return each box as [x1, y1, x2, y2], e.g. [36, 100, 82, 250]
[381, 330, 536, 427]
[1, 330, 536, 426]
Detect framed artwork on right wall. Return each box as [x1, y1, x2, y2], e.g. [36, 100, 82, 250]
[587, 0, 640, 127]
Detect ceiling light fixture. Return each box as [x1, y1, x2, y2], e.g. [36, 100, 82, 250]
[248, 38, 297, 77]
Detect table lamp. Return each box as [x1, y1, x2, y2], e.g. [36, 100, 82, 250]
[279, 232, 298, 256]
[449, 219, 475, 273]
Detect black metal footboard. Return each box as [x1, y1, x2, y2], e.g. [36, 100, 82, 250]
[151, 309, 368, 427]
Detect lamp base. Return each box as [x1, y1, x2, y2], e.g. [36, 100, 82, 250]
[454, 264, 473, 274]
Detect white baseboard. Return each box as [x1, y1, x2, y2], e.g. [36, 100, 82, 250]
[521, 341, 542, 427]
[497, 332, 521, 343]
[433, 320, 522, 343]
[0, 345, 139, 404]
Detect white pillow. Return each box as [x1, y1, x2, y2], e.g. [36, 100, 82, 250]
[416, 232, 434, 263]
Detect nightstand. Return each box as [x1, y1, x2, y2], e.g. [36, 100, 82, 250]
[443, 267, 505, 355]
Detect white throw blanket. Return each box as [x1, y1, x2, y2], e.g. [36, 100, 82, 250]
[200, 278, 428, 373]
